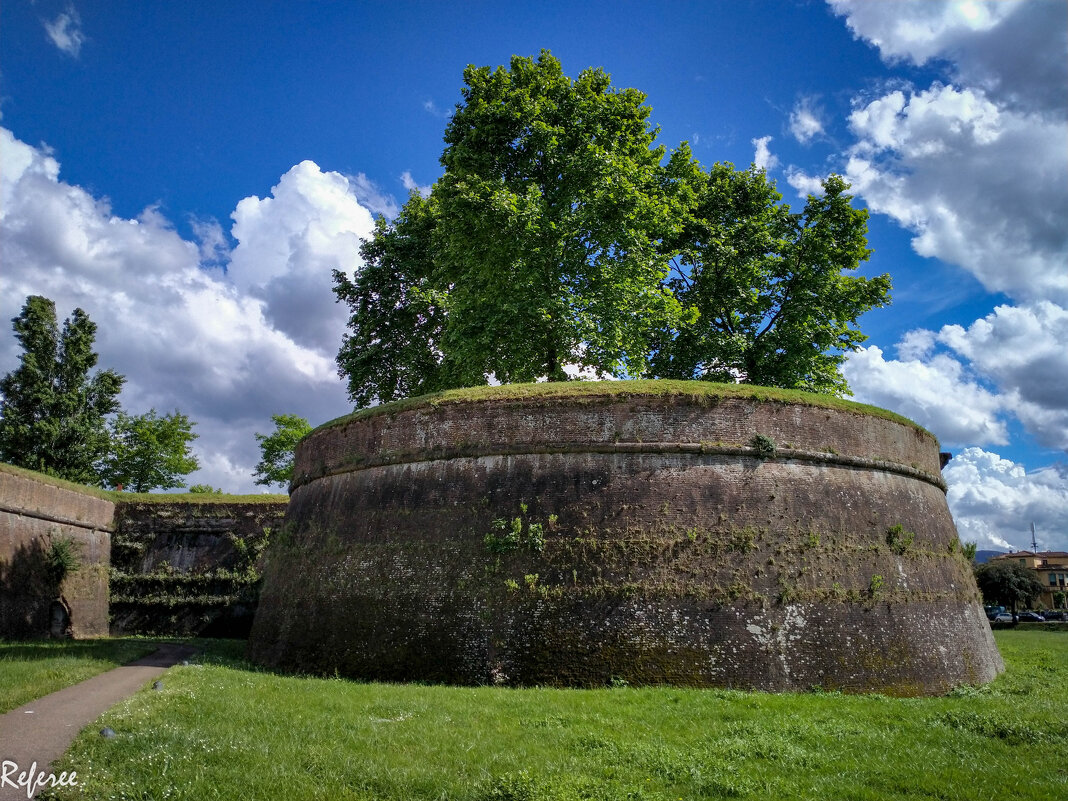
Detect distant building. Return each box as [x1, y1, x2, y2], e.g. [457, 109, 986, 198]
[989, 551, 1068, 609]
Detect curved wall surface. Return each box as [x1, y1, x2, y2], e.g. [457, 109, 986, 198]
[248, 383, 1003, 694]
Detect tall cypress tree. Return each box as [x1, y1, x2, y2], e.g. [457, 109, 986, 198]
[0, 296, 125, 484]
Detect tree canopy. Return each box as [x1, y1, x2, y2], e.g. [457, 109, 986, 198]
[335, 51, 890, 408]
[974, 560, 1045, 614]
[1, 296, 201, 491]
[102, 409, 200, 492]
[253, 413, 312, 488]
[0, 296, 124, 483]
[336, 51, 684, 404]
[650, 154, 890, 395]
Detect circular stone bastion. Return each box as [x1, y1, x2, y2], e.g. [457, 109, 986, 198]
[248, 380, 1003, 695]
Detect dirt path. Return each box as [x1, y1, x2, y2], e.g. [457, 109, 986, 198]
[0, 642, 196, 800]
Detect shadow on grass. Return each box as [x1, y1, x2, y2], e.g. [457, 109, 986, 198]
[0, 638, 159, 664]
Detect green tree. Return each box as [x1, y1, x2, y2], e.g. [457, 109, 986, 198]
[0, 296, 124, 483]
[648, 157, 891, 395]
[974, 560, 1045, 615]
[102, 409, 199, 492]
[334, 193, 449, 408]
[188, 484, 223, 494]
[336, 52, 888, 404]
[336, 51, 684, 404]
[253, 414, 312, 488]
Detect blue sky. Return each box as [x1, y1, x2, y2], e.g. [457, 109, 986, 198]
[1, 1, 1065, 550]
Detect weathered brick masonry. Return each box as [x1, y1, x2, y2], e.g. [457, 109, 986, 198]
[110, 500, 286, 636]
[0, 463, 286, 638]
[249, 382, 1004, 694]
[0, 466, 112, 637]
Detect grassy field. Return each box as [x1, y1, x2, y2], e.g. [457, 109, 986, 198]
[0, 638, 157, 713]
[25, 631, 1065, 801]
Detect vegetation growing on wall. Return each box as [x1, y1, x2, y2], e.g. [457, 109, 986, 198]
[0, 296, 201, 491]
[334, 52, 890, 407]
[315, 379, 931, 438]
[109, 500, 285, 636]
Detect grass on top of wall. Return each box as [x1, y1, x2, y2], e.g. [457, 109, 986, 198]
[38, 630, 1067, 801]
[0, 461, 286, 504]
[0, 638, 158, 713]
[317, 379, 933, 440]
[0, 461, 116, 501]
[112, 492, 287, 505]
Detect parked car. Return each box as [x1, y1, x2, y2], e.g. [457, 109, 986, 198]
[1016, 611, 1046, 622]
[1042, 610, 1067, 621]
[985, 605, 1007, 621]
[991, 613, 1013, 623]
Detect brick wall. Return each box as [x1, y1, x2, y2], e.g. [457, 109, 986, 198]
[0, 466, 113, 638]
[251, 386, 1003, 695]
[109, 499, 286, 636]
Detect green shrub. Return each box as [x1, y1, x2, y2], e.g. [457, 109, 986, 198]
[886, 524, 915, 555]
[750, 434, 777, 459]
[45, 535, 81, 587]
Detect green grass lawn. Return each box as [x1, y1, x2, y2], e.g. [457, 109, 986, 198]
[33, 631, 1068, 801]
[0, 639, 158, 713]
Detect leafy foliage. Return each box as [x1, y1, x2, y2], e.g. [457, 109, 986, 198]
[336, 51, 685, 404]
[649, 159, 890, 394]
[188, 484, 224, 494]
[886, 524, 916, 555]
[334, 194, 449, 408]
[749, 434, 777, 460]
[253, 414, 312, 488]
[335, 53, 888, 406]
[974, 560, 1046, 613]
[102, 409, 200, 492]
[0, 296, 124, 483]
[45, 536, 82, 587]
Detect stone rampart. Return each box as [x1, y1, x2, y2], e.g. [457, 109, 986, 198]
[0, 462, 286, 638]
[249, 381, 1004, 694]
[109, 499, 286, 636]
[0, 465, 113, 638]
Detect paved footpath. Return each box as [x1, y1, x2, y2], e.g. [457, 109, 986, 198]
[0, 642, 197, 800]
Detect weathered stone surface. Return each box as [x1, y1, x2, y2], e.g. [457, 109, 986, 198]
[110, 500, 286, 636]
[0, 468, 113, 638]
[248, 383, 1003, 694]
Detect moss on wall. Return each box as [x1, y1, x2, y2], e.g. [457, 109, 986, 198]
[250, 382, 1002, 694]
[109, 499, 286, 636]
[1, 461, 286, 638]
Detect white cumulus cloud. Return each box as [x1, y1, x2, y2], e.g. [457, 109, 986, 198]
[815, 2, 1068, 305]
[0, 126, 367, 493]
[843, 345, 1006, 448]
[944, 448, 1068, 551]
[845, 302, 1068, 455]
[43, 4, 86, 57]
[228, 161, 375, 355]
[750, 136, 778, 171]
[843, 83, 1067, 304]
[937, 302, 1068, 450]
[828, 0, 1066, 114]
[789, 98, 824, 143]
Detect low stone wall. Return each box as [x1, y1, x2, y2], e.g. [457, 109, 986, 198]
[250, 381, 1004, 695]
[109, 499, 286, 637]
[0, 465, 113, 638]
[0, 462, 287, 639]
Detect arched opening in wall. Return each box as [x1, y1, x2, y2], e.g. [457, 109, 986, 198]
[50, 597, 73, 638]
